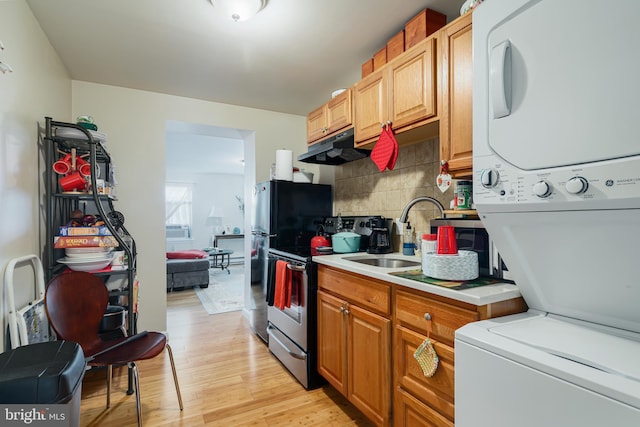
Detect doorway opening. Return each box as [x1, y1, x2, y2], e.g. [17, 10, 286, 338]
[165, 120, 256, 316]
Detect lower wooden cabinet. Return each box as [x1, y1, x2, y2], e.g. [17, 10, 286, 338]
[318, 267, 392, 427]
[394, 287, 527, 426]
[394, 326, 454, 422]
[317, 265, 527, 426]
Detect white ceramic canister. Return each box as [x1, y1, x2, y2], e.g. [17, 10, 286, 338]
[421, 233, 437, 275]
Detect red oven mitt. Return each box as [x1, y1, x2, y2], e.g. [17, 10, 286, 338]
[371, 125, 398, 172]
[386, 126, 399, 170]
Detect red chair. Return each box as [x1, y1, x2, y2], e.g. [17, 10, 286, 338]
[44, 271, 183, 426]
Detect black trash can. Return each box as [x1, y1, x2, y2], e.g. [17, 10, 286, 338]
[0, 341, 85, 427]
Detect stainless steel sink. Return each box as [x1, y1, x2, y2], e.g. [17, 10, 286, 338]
[343, 257, 421, 268]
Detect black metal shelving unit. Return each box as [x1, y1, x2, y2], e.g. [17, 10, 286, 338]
[41, 116, 138, 393]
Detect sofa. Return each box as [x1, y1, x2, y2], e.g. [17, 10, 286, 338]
[166, 250, 210, 291]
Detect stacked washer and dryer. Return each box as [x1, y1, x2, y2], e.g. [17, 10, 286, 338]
[456, 0, 640, 425]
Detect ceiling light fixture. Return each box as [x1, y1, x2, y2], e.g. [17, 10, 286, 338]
[209, 0, 268, 22]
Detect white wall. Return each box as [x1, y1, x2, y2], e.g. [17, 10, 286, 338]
[0, 0, 71, 351]
[165, 172, 244, 252]
[0, 0, 337, 345]
[71, 81, 311, 332]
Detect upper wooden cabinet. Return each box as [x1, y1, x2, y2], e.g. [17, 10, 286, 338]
[307, 88, 353, 144]
[354, 37, 438, 145]
[353, 69, 387, 144]
[439, 12, 473, 177]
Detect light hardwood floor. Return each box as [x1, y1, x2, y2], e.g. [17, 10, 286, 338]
[79, 288, 374, 426]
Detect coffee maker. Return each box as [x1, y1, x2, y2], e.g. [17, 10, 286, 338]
[367, 218, 393, 254]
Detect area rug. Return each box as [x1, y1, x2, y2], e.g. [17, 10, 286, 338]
[194, 265, 245, 314]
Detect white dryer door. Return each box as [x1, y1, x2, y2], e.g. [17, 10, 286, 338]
[474, 0, 640, 170]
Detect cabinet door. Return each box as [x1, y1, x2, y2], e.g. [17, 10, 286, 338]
[354, 69, 388, 144]
[439, 13, 473, 175]
[390, 37, 437, 130]
[395, 325, 455, 422]
[348, 304, 391, 426]
[326, 88, 352, 134]
[307, 105, 327, 143]
[317, 291, 348, 396]
[394, 388, 453, 427]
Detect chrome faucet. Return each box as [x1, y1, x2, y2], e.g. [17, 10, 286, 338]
[399, 196, 445, 223]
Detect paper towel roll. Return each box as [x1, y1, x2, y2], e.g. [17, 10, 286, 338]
[275, 149, 293, 181]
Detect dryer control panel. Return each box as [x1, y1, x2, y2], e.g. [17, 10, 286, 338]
[473, 154, 640, 211]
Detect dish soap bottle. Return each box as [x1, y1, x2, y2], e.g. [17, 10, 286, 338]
[403, 222, 415, 256]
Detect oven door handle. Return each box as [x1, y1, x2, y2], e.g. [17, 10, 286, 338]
[286, 264, 306, 272]
[267, 325, 306, 360]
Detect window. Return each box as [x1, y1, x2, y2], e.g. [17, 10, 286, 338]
[165, 183, 193, 239]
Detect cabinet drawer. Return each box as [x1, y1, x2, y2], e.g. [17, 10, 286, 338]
[395, 325, 454, 421]
[395, 289, 477, 346]
[394, 387, 453, 427]
[318, 266, 391, 316]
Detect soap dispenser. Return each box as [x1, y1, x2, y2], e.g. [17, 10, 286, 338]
[403, 222, 415, 256]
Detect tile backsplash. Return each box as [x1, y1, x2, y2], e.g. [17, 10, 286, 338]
[334, 138, 453, 249]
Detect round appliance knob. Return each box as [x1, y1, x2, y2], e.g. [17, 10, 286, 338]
[565, 176, 589, 194]
[480, 169, 500, 188]
[532, 180, 552, 198]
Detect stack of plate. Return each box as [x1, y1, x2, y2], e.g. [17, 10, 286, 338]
[422, 250, 479, 281]
[58, 247, 113, 271]
[55, 127, 108, 143]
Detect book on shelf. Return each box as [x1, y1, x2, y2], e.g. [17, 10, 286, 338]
[54, 235, 119, 248]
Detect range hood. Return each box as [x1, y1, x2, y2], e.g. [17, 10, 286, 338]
[298, 128, 370, 165]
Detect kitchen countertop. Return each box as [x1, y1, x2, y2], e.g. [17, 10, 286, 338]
[312, 252, 521, 306]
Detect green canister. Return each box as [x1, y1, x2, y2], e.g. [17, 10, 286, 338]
[456, 180, 473, 209]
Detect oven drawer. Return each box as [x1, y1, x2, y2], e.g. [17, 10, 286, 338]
[267, 323, 310, 389]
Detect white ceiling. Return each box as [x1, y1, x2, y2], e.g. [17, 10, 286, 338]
[26, 0, 465, 116]
[26, 0, 466, 176]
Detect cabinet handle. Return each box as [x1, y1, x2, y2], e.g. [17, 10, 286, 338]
[424, 313, 432, 321]
[490, 40, 512, 119]
[339, 306, 345, 313]
[344, 309, 350, 316]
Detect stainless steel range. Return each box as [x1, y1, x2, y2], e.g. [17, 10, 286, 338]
[266, 248, 322, 389]
[265, 215, 378, 389]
